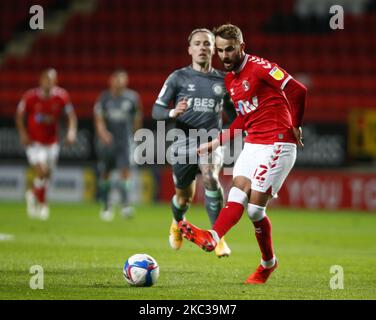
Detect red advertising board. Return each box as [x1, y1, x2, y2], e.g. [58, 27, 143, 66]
[158, 167, 376, 212]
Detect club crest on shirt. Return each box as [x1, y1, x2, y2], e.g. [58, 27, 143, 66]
[269, 66, 284, 80]
[212, 83, 224, 96]
[242, 80, 250, 92]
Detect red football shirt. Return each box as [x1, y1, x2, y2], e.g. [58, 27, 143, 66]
[224, 54, 296, 144]
[17, 86, 72, 144]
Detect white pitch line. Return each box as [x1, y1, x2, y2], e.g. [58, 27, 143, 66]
[0, 233, 14, 241]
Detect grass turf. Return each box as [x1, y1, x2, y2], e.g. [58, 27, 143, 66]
[0, 202, 375, 300]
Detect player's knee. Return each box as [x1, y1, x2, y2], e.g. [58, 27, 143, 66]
[232, 176, 252, 196]
[247, 203, 266, 222]
[227, 187, 248, 206]
[202, 172, 219, 190]
[175, 195, 192, 208]
[35, 166, 49, 179]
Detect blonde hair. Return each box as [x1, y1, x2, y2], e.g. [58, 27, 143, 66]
[188, 28, 215, 44]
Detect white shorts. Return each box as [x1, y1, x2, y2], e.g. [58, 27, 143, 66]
[233, 142, 297, 197]
[26, 143, 60, 169]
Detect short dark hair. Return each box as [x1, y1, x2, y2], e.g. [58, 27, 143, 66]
[213, 24, 243, 42]
[111, 69, 128, 78]
[188, 28, 214, 44]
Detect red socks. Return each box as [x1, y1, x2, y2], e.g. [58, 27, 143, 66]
[213, 201, 244, 238]
[253, 216, 274, 261]
[33, 178, 47, 204]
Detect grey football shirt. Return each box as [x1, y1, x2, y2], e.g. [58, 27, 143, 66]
[152, 66, 235, 158]
[94, 89, 141, 148]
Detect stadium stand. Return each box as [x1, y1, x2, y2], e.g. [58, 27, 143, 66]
[0, 0, 375, 123]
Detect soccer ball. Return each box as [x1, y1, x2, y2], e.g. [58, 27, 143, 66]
[123, 253, 159, 287]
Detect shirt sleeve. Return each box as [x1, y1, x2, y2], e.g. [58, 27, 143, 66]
[252, 57, 292, 91]
[58, 89, 74, 114]
[17, 96, 27, 113]
[218, 114, 245, 145]
[93, 94, 105, 117]
[152, 72, 178, 120]
[283, 78, 307, 127]
[222, 92, 237, 124]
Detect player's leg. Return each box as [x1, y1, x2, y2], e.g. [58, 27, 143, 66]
[169, 183, 196, 250]
[98, 170, 113, 221]
[199, 159, 231, 257]
[97, 150, 115, 221]
[118, 167, 134, 219]
[96, 142, 116, 221]
[27, 163, 49, 219]
[37, 143, 59, 220]
[169, 163, 197, 250]
[25, 143, 52, 220]
[32, 163, 50, 220]
[199, 163, 223, 226]
[179, 145, 254, 251]
[245, 143, 297, 284]
[244, 190, 277, 284]
[116, 140, 134, 218]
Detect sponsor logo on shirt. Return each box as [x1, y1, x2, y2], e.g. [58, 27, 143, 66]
[191, 98, 217, 112]
[187, 84, 196, 92]
[236, 96, 259, 115]
[269, 66, 284, 81]
[35, 112, 54, 124]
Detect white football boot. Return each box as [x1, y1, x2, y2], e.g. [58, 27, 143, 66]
[120, 206, 134, 219]
[39, 204, 50, 221]
[100, 207, 114, 222]
[25, 190, 37, 219]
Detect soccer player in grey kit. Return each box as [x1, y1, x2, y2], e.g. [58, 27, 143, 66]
[94, 70, 143, 221]
[152, 28, 236, 257]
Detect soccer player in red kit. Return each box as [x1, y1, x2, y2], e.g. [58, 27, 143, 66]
[179, 24, 307, 284]
[15, 69, 77, 220]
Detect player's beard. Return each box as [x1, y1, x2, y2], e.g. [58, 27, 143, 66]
[222, 54, 241, 71]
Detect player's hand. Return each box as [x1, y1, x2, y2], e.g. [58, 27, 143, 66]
[197, 138, 220, 156]
[19, 132, 31, 146]
[292, 127, 304, 148]
[170, 97, 189, 118]
[99, 130, 113, 145]
[65, 129, 76, 145]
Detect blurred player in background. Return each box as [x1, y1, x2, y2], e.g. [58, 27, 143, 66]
[94, 70, 143, 221]
[152, 28, 237, 257]
[179, 24, 307, 283]
[15, 68, 77, 220]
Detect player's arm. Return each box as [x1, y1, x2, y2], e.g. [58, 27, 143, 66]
[94, 99, 112, 145]
[133, 93, 143, 132]
[222, 92, 237, 124]
[152, 72, 187, 120]
[64, 103, 77, 145]
[256, 60, 307, 146]
[283, 79, 307, 147]
[198, 115, 244, 155]
[15, 95, 30, 146]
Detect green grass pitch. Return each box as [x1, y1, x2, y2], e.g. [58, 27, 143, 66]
[0, 202, 375, 300]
